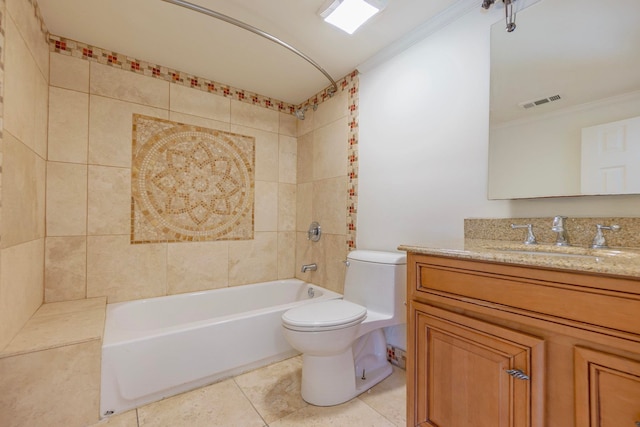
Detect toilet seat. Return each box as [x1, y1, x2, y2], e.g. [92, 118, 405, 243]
[282, 300, 367, 332]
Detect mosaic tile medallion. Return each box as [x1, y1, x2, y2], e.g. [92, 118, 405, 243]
[132, 115, 255, 243]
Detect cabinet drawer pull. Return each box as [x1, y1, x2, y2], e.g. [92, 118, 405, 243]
[506, 369, 530, 381]
[635, 422, 640, 427]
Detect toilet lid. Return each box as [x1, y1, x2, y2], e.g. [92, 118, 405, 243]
[282, 300, 367, 331]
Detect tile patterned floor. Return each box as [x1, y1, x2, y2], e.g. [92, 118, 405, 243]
[90, 356, 406, 427]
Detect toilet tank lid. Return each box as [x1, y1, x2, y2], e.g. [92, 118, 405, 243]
[347, 250, 406, 265]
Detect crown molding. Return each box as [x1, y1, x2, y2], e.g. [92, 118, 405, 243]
[357, 0, 543, 74]
[356, 0, 478, 73]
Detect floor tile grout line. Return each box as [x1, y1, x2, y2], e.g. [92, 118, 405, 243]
[232, 375, 270, 426]
[96, 356, 404, 426]
[356, 395, 400, 427]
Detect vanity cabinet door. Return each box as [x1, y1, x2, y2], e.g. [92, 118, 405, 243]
[574, 347, 640, 427]
[410, 303, 544, 427]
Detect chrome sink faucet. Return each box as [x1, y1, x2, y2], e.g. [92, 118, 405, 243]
[551, 216, 570, 246]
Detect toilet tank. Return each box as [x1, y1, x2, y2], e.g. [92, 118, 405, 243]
[343, 250, 407, 318]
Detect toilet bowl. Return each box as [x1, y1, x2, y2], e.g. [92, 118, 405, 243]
[281, 250, 406, 406]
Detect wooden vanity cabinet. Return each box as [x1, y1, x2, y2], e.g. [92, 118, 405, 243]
[412, 303, 544, 426]
[406, 252, 640, 427]
[574, 347, 640, 427]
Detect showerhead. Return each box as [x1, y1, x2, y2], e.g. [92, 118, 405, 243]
[294, 103, 318, 120]
[294, 108, 306, 120]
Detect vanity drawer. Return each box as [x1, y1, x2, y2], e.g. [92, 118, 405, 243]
[411, 254, 640, 337]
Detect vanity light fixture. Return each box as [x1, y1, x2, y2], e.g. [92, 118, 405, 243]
[318, 0, 388, 34]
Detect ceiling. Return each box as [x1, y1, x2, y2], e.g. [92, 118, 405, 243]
[38, 0, 471, 105]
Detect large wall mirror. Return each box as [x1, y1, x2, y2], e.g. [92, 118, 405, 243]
[487, 0, 640, 199]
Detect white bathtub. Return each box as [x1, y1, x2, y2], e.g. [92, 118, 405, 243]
[100, 279, 341, 417]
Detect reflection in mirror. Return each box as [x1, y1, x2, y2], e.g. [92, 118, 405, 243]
[487, 0, 640, 199]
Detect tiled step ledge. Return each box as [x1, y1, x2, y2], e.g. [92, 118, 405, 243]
[0, 297, 106, 358]
[0, 298, 106, 426]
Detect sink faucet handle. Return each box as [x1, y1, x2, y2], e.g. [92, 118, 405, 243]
[591, 224, 621, 249]
[511, 224, 537, 245]
[551, 215, 567, 229]
[551, 215, 570, 246]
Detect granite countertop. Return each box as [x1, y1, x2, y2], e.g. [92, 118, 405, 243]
[399, 239, 640, 279]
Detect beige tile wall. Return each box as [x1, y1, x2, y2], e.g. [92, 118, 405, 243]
[295, 90, 350, 294]
[45, 52, 300, 303]
[0, 0, 4, 349]
[0, 0, 49, 350]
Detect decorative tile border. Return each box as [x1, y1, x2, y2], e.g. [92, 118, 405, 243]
[345, 72, 359, 250]
[131, 114, 255, 244]
[49, 34, 301, 115]
[296, 71, 360, 250]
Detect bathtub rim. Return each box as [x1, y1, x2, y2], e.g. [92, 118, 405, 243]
[103, 279, 342, 346]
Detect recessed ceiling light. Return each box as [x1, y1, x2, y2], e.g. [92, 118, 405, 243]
[318, 0, 388, 35]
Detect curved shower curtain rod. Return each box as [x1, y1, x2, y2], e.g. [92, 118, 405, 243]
[160, 0, 338, 97]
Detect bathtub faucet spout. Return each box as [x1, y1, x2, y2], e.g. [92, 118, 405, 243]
[301, 263, 317, 273]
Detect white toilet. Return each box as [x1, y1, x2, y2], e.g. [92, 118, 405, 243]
[281, 250, 406, 406]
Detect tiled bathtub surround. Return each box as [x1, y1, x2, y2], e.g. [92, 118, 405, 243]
[131, 115, 255, 243]
[295, 72, 359, 252]
[44, 29, 359, 301]
[0, 0, 49, 350]
[45, 53, 302, 303]
[294, 81, 356, 293]
[465, 217, 640, 248]
[49, 33, 360, 254]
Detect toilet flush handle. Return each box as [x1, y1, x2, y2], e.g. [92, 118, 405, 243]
[343, 260, 350, 267]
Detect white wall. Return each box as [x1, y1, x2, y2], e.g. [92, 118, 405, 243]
[359, 6, 640, 351]
[358, 9, 507, 251]
[358, 7, 640, 253]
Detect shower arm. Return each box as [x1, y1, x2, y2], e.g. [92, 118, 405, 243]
[160, 0, 338, 96]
